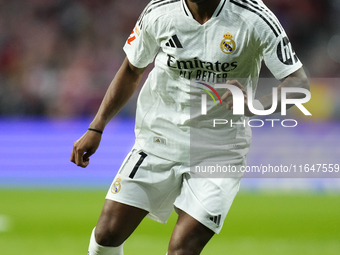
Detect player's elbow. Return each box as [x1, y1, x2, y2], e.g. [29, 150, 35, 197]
[284, 67, 310, 97]
[299, 75, 310, 91]
[297, 77, 310, 98]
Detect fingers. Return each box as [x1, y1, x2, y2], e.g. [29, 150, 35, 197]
[76, 146, 89, 168]
[222, 80, 248, 111]
[82, 149, 96, 165]
[226, 79, 244, 89]
[70, 147, 75, 164]
[71, 131, 101, 168]
[221, 90, 232, 101]
[71, 142, 89, 168]
[221, 92, 232, 110]
[227, 100, 233, 110]
[226, 80, 247, 97]
[70, 139, 91, 168]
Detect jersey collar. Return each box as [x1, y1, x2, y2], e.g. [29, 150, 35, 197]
[181, 0, 227, 19]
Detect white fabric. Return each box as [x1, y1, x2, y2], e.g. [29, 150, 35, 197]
[106, 143, 242, 234]
[174, 174, 241, 234]
[123, 0, 302, 163]
[106, 144, 185, 224]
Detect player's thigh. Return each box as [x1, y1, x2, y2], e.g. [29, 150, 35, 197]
[174, 173, 241, 234]
[106, 145, 184, 224]
[168, 208, 214, 255]
[95, 199, 148, 247]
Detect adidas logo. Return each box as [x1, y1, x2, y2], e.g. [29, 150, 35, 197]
[153, 136, 166, 145]
[165, 35, 183, 48]
[209, 215, 221, 226]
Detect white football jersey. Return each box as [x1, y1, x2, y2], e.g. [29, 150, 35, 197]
[123, 0, 302, 163]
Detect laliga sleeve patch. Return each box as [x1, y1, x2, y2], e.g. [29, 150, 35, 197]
[276, 36, 299, 65]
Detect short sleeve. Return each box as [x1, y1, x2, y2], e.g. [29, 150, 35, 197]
[257, 4, 303, 80]
[123, 8, 160, 68]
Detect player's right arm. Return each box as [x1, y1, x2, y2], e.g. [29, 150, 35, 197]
[71, 1, 160, 168]
[70, 57, 147, 168]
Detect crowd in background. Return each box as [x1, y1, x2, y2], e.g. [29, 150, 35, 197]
[0, 0, 339, 118]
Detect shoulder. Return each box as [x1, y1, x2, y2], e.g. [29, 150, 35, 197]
[137, 0, 182, 30]
[227, 0, 272, 18]
[226, 0, 283, 38]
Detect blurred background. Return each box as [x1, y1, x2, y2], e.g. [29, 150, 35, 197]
[1, 0, 340, 117]
[0, 0, 339, 255]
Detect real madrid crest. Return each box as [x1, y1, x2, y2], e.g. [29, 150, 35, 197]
[220, 32, 236, 54]
[111, 177, 122, 194]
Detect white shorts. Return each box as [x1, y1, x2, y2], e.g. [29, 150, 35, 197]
[106, 144, 243, 234]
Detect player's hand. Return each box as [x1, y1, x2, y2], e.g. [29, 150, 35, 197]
[221, 80, 254, 117]
[70, 130, 102, 168]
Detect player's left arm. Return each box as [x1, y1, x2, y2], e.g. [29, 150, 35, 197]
[258, 66, 310, 113]
[245, 1, 310, 116]
[221, 67, 309, 117]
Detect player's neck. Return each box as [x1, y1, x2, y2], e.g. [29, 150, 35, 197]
[186, 0, 221, 25]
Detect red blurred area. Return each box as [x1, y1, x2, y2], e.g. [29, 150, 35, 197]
[0, 0, 339, 118]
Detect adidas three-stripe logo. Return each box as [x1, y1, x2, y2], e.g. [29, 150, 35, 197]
[210, 215, 221, 226]
[165, 35, 183, 48]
